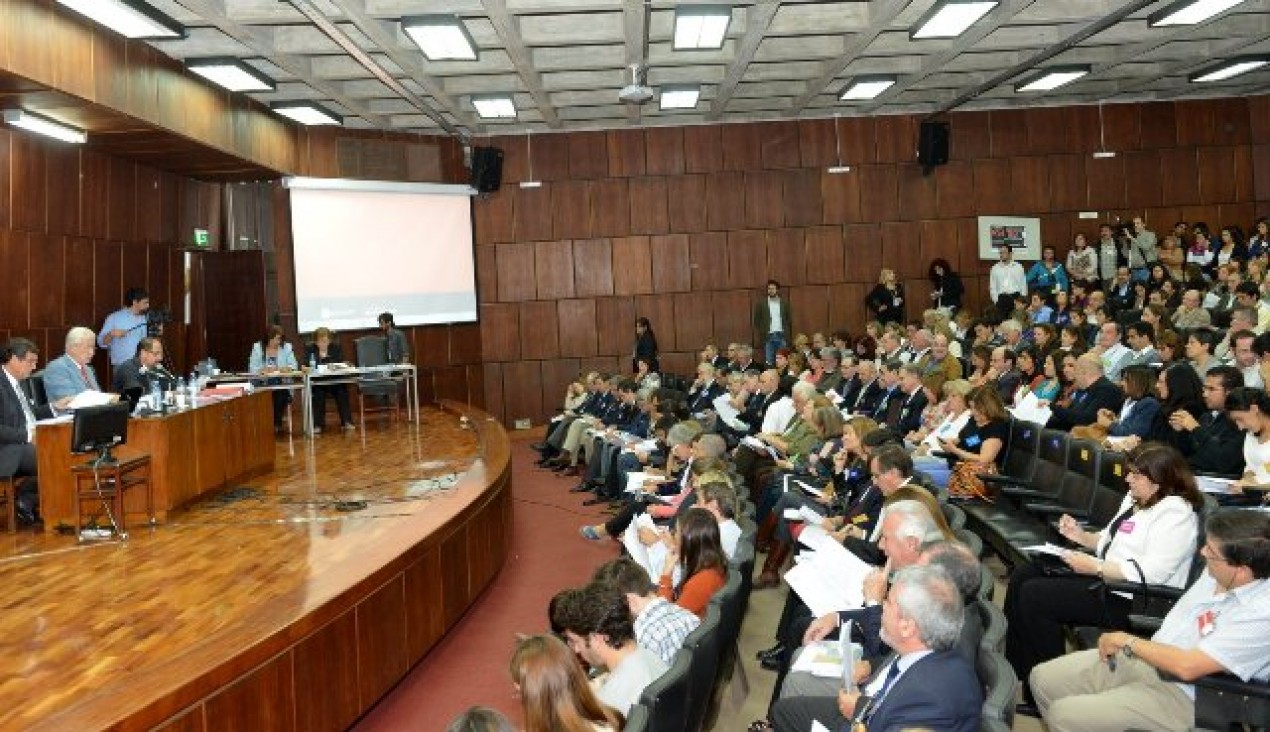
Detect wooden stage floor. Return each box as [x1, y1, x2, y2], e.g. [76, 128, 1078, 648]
[0, 405, 508, 731]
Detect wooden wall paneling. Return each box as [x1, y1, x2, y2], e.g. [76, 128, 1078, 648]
[828, 282, 868, 334]
[43, 144, 79, 237]
[919, 219, 962, 273]
[1254, 145, 1270, 203]
[136, 165, 164, 243]
[439, 525, 471, 626]
[798, 118, 836, 168]
[1027, 107, 1082, 155]
[157, 172, 178, 245]
[790, 285, 829, 335]
[1197, 147, 1238, 204]
[494, 242, 537, 302]
[203, 652, 296, 732]
[482, 362, 506, 423]
[475, 244, 499, 302]
[726, 230, 768, 290]
[1219, 203, 1255, 231]
[1009, 156, 1051, 214]
[610, 235, 653, 295]
[904, 277, 933, 314]
[821, 169, 861, 224]
[804, 226, 846, 284]
[595, 297, 636, 356]
[577, 356, 623, 380]
[971, 159, 1012, 214]
[1122, 150, 1163, 211]
[721, 123, 764, 171]
[1250, 97, 1270, 144]
[79, 152, 110, 240]
[128, 46, 161, 125]
[107, 158, 136, 242]
[154, 708, 205, 732]
[519, 301, 560, 360]
[710, 290, 753, 347]
[513, 186, 554, 242]
[643, 126, 685, 175]
[628, 177, 669, 235]
[93, 239, 123, 326]
[1230, 145, 1255, 203]
[1099, 103, 1142, 153]
[1159, 149, 1200, 206]
[949, 111, 991, 161]
[842, 223, 882, 283]
[989, 109, 1029, 158]
[414, 326, 449, 368]
[573, 238, 614, 297]
[649, 233, 691, 293]
[557, 299, 598, 357]
[430, 365, 470, 404]
[293, 611, 360, 732]
[634, 294, 677, 352]
[672, 292, 714, 352]
[0, 133, 9, 232]
[1173, 99, 1218, 148]
[875, 115, 917, 164]
[464, 364, 486, 407]
[540, 358, 582, 413]
[531, 133, 570, 181]
[683, 125, 723, 173]
[450, 323, 482, 365]
[689, 231, 729, 291]
[1138, 102, 1179, 149]
[706, 171, 746, 231]
[403, 548, 445, 663]
[934, 161, 975, 219]
[759, 121, 801, 169]
[782, 168, 821, 228]
[607, 129, 647, 178]
[955, 218, 992, 276]
[551, 180, 591, 240]
[477, 301, 518, 360]
[857, 165, 899, 222]
[880, 222, 923, 280]
[146, 243, 171, 315]
[11, 134, 46, 233]
[1181, 205, 1220, 230]
[838, 117, 878, 165]
[473, 189, 514, 244]
[1039, 215, 1072, 253]
[590, 178, 631, 238]
[0, 230, 28, 328]
[1086, 154, 1128, 212]
[117, 240, 148, 306]
[1047, 154, 1086, 213]
[500, 359, 543, 429]
[660, 352, 696, 378]
[743, 170, 785, 229]
[64, 237, 95, 326]
[567, 131, 608, 179]
[896, 165, 937, 221]
[666, 175, 707, 233]
[766, 228, 807, 287]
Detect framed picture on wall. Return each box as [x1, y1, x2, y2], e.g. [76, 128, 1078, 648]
[977, 216, 1041, 261]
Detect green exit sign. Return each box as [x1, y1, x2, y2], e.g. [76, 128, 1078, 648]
[193, 229, 210, 248]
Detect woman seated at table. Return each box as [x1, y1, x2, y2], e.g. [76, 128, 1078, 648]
[305, 327, 355, 433]
[249, 325, 299, 433]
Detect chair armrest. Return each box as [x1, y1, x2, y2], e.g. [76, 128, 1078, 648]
[982, 474, 1028, 487]
[1102, 581, 1186, 603]
[1193, 471, 1243, 481]
[1126, 614, 1163, 635]
[1194, 673, 1270, 698]
[1026, 502, 1081, 517]
[1000, 486, 1049, 500]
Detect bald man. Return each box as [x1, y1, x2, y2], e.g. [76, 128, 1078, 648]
[1045, 354, 1124, 430]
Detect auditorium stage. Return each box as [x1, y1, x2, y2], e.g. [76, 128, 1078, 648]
[0, 402, 512, 732]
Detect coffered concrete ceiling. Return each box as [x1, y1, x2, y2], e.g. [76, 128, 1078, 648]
[142, 0, 1270, 139]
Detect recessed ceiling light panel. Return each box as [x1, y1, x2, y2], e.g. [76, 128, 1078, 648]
[1190, 55, 1270, 82]
[839, 76, 898, 101]
[1148, 0, 1247, 27]
[3, 109, 87, 144]
[56, 0, 184, 39]
[659, 86, 701, 110]
[271, 102, 342, 126]
[911, 1, 999, 39]
[402, 15, 478, 61]
[472, 95, 516, 119]
[1015, 66, 1090, 92]
[187, 58, 275, 92]
[673, 5, 732, 50]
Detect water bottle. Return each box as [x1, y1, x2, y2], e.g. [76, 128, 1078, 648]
[188, 372, 199, 406]
[309, 353, 317, 371]
[175, 376, 187, 409]
[150, 380, 163, 413]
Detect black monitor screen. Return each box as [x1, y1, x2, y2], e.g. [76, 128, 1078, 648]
[71, 402, 131, 462]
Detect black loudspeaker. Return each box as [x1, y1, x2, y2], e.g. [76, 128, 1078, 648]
[470, 146, 504, 193]
[918, 121, 950, 171]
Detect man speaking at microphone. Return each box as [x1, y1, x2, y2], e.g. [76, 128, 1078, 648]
[112, 338, 171, 407]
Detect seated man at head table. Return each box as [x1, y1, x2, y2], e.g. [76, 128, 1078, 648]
[0, 338, 59, 525]
[111, 337, 173, 409]
[43, 327, 116, 409]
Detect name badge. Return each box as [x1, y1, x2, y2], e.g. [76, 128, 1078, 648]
[1197, 610, 1217, 637]
[1118, 520, 1136, 534]
[893, 297, 901, 306]
[965, 435, 982, 448]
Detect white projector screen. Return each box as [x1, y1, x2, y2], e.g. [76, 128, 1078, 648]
[287, 177, 478, 333]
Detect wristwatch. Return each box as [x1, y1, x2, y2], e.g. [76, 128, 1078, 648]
[1123, 638, 1139, 658]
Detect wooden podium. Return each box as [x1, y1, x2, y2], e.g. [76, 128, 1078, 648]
[36, 391, 275, 531]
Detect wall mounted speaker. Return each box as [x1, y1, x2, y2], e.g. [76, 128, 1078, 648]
[918, 121, 950, 172]
[470, 146, 504, 193]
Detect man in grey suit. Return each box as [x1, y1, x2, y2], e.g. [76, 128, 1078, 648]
[41, 327, 103, 405]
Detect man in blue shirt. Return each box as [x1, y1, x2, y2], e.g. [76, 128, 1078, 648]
[98, 287, 150, 367]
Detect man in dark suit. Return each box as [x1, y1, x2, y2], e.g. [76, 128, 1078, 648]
[991, 346, 1024, 404]
[849, 361, 887, 416]
[1046, 354, 1125, 430]
[890, 364, 930, 437]
[1, 338, 55, 525]
[685, 362, 725, 416]
[112, 337, 170, 408]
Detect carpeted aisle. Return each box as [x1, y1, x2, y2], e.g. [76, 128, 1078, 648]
[353, 430, 620, 730]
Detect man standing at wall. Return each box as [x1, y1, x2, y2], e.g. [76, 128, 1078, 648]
[98, 287, 150, 368]
[754, 279, 793, 366]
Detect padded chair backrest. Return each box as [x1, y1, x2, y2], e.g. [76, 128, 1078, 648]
[729, 543, 755, 615]
[977, 565, 996, 602]
[1028, 430, 1072, 500]
[1050, 437, 1101, 514]
[710, 568, 746, 652]
[953, 527, 983, 559]
[23, 372, 48, 408]
[623, 703, 650, 732]
[1091, 449, 1130, 526]
[681, 604, 722, 732]
[639, 649, 691, 732]
[1003, 419, 1043, 481]
[354, 335, 389, 368]
[976, 597, 1007, 654]
[942, 502, 967, 530]
[976, 648, 1018, 726]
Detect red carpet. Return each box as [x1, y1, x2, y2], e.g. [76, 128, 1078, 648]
[353, 432, 620, 730]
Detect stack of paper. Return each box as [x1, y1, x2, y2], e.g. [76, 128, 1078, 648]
[623, 513, 670, 582]
[783, 538, 873, 617]
[1010, 391, 1052, 426]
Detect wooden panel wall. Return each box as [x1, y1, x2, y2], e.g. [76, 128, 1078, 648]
[0, 126, 221, 375]
[475, 96, 1270, 425]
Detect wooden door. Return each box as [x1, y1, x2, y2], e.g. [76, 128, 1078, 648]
[197, 251, 267, 373]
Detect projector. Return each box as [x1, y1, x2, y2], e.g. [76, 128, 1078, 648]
[618, 63, 653, 105]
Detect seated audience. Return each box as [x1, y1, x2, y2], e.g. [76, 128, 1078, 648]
[1078, 366, 1159, 442]
[1045, 354, 1125, 430]
[445, 707, 515, 732]
[592, 557, 700, 666]
[940, 386, 1010, 500]
[1, 337, 56, 524]
[658, 507, 727, 617]
[911, 379, 973, 488]
[509, 634, 625, 731]
[1226, 387, 1270, 505]
[1164, 365, 1246, 476]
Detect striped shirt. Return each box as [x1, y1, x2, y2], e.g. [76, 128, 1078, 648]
[633, 597, 700, 666]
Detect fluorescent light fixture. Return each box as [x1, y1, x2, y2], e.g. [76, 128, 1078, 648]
[1148, 0, 1247, 27]
[827, 166, 852, 174]
[519, 181, 542, 189]
[472, 95, 516, 119]
[402, 15, 478, 61]
[911, 1, 998, 39]
[3, 109, 87, 144]
[271, 102, 342, 126]
[56, 0, 184, 39]
[660, 86, 701, 110]
[839, 75, 897, 100]
[673, 5, 731, 50]
[1092, 151, 1117, 159]
[1015, 65, 1090, 92]
[1190, 55, 1270, 82]
[187, 58, 275, 92]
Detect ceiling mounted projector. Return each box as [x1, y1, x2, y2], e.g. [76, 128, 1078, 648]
[619, 63, 654, 104]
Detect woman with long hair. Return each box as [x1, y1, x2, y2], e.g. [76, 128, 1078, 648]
[632, 316, 659, 373]
[1031, 350, 1065, 402]
[865, 268, 906, 325]
[509, 635, 623, 732]
[1117, 363, 1205, 452]
[248, 324, 299, 433]
[1225, 387, 1270, 505]
[1005, 444, 1202, 707]
[911, 379, 974, 488]
[659, 507, 727, 615]
[928, 258, 964, 313]
[1081, 365, 1159, 442]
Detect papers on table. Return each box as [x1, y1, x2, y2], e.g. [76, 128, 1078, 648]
[741, 435, 781, 459]
[622, 513, 670, 583]
[712, 394, 747, 431]
[1196, 476, 1237, 494]
[783, 538, 872, 617]
[1023, 542, 1070, 558]
[67, 390, 117, 409]
[1009, 392, 1051, 426]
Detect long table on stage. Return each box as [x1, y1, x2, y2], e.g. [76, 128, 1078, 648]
[35, 390, 275, 530]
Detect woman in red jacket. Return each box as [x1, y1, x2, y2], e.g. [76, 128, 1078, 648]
[657, 507, 727, 618]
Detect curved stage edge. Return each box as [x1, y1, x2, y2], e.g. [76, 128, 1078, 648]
[19, 401, 513, 732]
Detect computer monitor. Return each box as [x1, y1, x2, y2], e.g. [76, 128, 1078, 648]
[71, 402, 131, 465]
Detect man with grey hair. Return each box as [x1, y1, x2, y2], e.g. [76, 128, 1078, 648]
[1173, 288, 1212, 330]
[816, 347, 843, 394]
[42, 326, 105, 404]
[769, 566, 983, 732]
[734, 343, 761, 373]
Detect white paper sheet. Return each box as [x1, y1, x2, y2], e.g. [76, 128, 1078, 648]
[67, 390, 117, 409]
[1009, 391, 1052, 426]
[625, 471, 657, 494]
[783, 539, 872, 617]
[1196, 476, 1236, 494]
[622, 513, 669, 583]
[1023, 542, 1070, 558]
[712, 394, 747, 430]
[796, 524, 835, 551]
